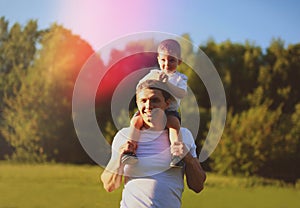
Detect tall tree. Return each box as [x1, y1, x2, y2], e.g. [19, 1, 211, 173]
[201, 40, 262, 112]
[1, 23, 96, 162]
[0, 17, 41, 159]
[31, 24, 96, 163]
[258, 39, 300, 113]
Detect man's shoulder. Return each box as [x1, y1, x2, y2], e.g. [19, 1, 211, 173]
[112, 128, 130, 143]
[180, 127, 192, 134]
[115, 127, 130, 137]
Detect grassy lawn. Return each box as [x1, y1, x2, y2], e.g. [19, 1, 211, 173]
[0, 163, 299, 208]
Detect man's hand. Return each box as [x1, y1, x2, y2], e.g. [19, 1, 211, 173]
[171, 142, 206, 194]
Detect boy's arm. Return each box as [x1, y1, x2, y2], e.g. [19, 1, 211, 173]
[140, 70, 187, 99]
[160, 72, 187, 99]
[166, 81, 187, 99]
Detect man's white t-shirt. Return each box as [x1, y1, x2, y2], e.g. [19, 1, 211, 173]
[110, 127, 197, 208]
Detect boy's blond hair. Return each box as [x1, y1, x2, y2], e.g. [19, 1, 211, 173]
[157, 39, 181, 59]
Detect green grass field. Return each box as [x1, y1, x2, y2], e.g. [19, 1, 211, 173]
[0, 163, 299, 208]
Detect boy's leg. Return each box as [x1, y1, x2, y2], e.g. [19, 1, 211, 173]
[167, 115, 184, 168]
[121, 113, 143, 165]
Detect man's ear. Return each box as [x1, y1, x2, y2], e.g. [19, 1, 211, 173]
[165, 98, 171, 109]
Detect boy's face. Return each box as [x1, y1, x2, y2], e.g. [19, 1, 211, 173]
[157, 51, 181, 73]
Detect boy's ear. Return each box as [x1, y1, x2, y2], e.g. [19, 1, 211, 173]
[178, 59, 182, 65]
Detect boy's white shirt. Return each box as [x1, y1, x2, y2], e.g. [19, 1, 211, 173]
[137, 69, 188, 111]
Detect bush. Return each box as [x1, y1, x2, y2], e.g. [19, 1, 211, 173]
[211, 101, 299, 181]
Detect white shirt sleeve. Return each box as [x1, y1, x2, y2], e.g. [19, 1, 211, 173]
[107, 128, 129, 171]
[174, 72, 188, 92]
[181, 127, 197, 158]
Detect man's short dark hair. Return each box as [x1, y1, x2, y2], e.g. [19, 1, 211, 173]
[136, 80, 173, 101]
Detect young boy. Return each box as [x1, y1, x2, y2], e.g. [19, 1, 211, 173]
[121, 39, 188, 168]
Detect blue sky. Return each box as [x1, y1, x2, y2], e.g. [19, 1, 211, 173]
[0, 0, 299, 50]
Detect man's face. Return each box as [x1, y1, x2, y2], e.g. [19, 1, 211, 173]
[136, 88, 169, 129]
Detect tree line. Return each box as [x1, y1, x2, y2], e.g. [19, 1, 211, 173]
[0, 17, 299, 182]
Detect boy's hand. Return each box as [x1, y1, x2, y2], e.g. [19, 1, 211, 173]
[120, 141, 138, 155]
[159, 72, 168, 83]
[130, 113, 144, 129]
[147, 70, 168, 82]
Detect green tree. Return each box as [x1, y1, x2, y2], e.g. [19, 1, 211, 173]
[31, 24, 95, 163]
[0, 17, 42, 160]
[259, 39, 300, 113]
[211, 102, 282, 176]
[201, 40, 262, 112]
[0, 18, 40, 93]
[1, 64, 48, 162]
[1, 23, 95, 163]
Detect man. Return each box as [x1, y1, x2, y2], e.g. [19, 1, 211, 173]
[101, 79, 206, 208]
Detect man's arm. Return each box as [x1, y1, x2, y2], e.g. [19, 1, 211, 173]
[171, 140, 206, 193]
[183, 152, 206, 193]
[101, 140, 136, 192]
[100, 158, 125, 192]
